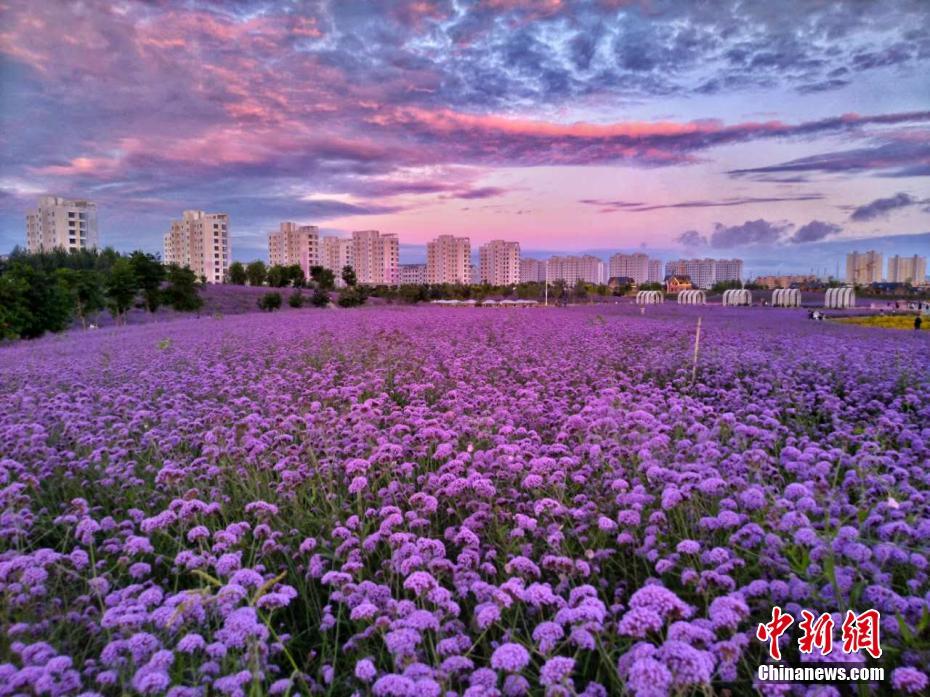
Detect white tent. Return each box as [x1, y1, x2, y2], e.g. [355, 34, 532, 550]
[635, 290, 664, 305]
[722, 289, 752, 306]
[772, 288, 801, 307]
[824, 287, 855, 309]
[677, 289, 706, 305]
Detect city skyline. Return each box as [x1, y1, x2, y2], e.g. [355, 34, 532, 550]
[1, 1, 928, 271]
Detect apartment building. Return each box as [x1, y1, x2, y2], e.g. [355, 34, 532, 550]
[887, 254, 927, 284]
[427, 235, 471, 284]
[664, 258, 743, 289]
[846, 251, 883, 285]
[321, 236, 354, 286]
[163, 210, 230, 284]
[715, 259, 744, 284]
[268, 222, 319, 278]
[607, 253, 663, 285]
[26, 195, 99, 253]
[648, 259, 662, 284]
[478, 240, 520, 285]
[519, 258, 546, 283]
[547, 255, 604, 284]
[351, 230, 399, 285]
[399, 263, 427, 285]
[754, 274, 817, 289]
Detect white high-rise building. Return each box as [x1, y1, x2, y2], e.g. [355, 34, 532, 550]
[664, 258, 742, 289]
[321, 236, 354, 286]
[647, 259, 662, 284]
[26, 195, 99, 253]
[520, 258, 546, 283]
[715, 259, 744, 284]
[268, 222, 319, 278]
[846, 251, 883, 285]
[427, 235, 471, 284]
[398, 264, 427, 285]
[608, 253, 662, 284]
[887, 255, 926, 284]
[351, 230, 399, 286]
[478, 240, 520, 285]
[163, 210, 230, 284]
[547, 255, 603, 284]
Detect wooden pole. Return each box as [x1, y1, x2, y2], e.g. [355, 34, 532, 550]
[691, 316, 702, 382]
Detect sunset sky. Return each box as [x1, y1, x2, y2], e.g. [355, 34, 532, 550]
[1, 0, 928, 274]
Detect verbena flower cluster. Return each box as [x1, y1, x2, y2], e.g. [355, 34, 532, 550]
[1, 304, 928, 696]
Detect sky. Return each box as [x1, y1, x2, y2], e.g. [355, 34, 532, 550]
[0, 0, 928, 275]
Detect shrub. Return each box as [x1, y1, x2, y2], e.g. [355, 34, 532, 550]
[310, 288, 330, 308]
[288, 291, 304, 308]
[258, 292, 282, 311]
[337, 286, 367, 308]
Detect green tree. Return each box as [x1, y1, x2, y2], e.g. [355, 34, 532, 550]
[711, 279, 742, 293]
[163, 265, 203, 311]
[398, 284, 428, 304]
[573, 278, 589, 302]
[267, 265, 289, 287]
[341, 265, 357, 287]
[288, 290, 304, 308]
[0, 263, 75, 338]
[246, 260, 267, 286]
[287, 264, 306, 288]
[106, 258, 138, 324]
[57, 268, 104, 329]
[0, 269, 33, 340]
[129, 251, 165, 312]
[310, 265, 336, 290]
[258, 291, 282, 311]
[228, 261, 247, 285]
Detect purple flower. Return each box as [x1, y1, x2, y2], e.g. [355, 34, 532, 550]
[373, 674, 415, 696]
[625, 657, 672, 697]
[177, 633, 205, 654]
[892, 667, 929, 694]
[532, 621, 564, 653]
[539, 657, 575, 687]
[355, 658, 377, 682]
[490, 643, 530, 673]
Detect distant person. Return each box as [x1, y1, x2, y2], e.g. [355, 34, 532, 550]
[916, 316, 923, 331]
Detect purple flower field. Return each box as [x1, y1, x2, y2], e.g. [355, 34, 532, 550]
[1, 305, 929, 696]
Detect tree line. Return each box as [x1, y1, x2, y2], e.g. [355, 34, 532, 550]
[229, 262, 369, 310]
[0, 248, 202, 340]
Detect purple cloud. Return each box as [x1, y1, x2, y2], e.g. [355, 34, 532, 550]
[790, 220, 842, 243]
[849, 192, 925, 221]
[581, 194, 823, 213]
[709, 219, 793, 247]
[676, 230, 708, 247]
[729, 140, 930, 179]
